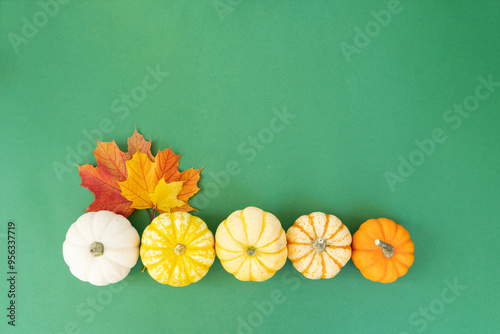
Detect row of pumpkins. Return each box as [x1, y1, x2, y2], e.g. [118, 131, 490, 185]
[63, 207, 414, 286]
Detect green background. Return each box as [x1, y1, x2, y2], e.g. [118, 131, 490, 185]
[1, 0, 499, 333]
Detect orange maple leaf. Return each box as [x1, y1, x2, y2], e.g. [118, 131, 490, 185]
[117, 151, 158, 209]
[154, 148, 181, 182]
[78, 129, 154, 217]
[118, 152, 202, 213]
[126, 129, 155, 161]
[171, 168, 202, 212]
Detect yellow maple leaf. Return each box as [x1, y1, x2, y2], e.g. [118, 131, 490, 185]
[149, 178, 186, 213]
[118, 151, 158, 209]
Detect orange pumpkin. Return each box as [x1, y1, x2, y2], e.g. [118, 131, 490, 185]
[352, 218, 414, 283]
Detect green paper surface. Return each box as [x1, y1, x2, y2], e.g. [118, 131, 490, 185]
[1, 1, 499, 333]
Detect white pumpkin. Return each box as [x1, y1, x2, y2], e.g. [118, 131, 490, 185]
[63, 211, 140, 286]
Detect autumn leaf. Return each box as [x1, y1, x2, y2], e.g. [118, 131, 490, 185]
[126, 129, 155, 161]
[171, 168, 202, 212]
[119, 152, 202, 213]
[78, 141, 133, 217]
[149, 179, 186, 213]
[93, 140, 128, 180]
[79, 129, 202, 217]
[78, 164, 134, 217]
[78, 129, 154, 217]
[118, 151, 158, 209]
[154, 148, 181, 182]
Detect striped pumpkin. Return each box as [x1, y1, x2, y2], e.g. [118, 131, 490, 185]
[215, 207, 287, 282]
[287, 212, 352, 279]
[140, 212, 215, 286]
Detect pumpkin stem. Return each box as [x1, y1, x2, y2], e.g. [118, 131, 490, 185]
[89, 242, 104, 257]
[375, 239, 395, 258]
[311, 237, 327, 253]
[174, 243, 186, 256]
[246, 246, 257, 257]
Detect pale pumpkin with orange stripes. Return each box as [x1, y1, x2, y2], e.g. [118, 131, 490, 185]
[287, 212, 352, 279]
[352, 218, 414, 283]
[215, 207, 287, 281]
[140, 212, 215, 286]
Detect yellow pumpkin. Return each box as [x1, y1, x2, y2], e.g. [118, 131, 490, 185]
[215, 207, 287, 282]
[140, 212, 215, 286]
[287, 212, 352, 279]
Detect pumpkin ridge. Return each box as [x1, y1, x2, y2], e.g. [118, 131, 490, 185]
[177, 214, 195, 244]
[223, 219, 245, 247]
[217, 253, 244, 262]
[248, 259, 253, 281]
[143, 252, 176, 268]
[65, 223, 91, 246]
[302, 252, 317, 276]
[375, 219, 387, 242]
[170, 215, 179, 243]
[287, 242, 311, 246]
[359, 220, 382, 241]
[148, 224, 176, 246]
[290, 249, 314, 263]
[166, 256, 179, 285]
[141, 245, 173, 251]
[96, 257, 116, 284]
[393, 253, 414, 267]
[215, 244, 241, 253]
[321, 214, 331, 238]
[388, 223, 400, 246]
[392, 256, 412, 275]
[185, 257, 209, 277]
[324, 249, 343, 269]
[103, 226, 139, 246]
[327, 244, 350, 250]
[96, 215, 122, 242]
[390, 257, 401, 277]
[257, 246, 287, 255]
[186, 245, 213, 251]
[394, 239, 413, 249]
[326, 223, 343, 241]
[256, 212, 267, 244]
[308, 214, 318, 238]
[320, 253, 327, 278]
[240, 210, 250, 245]
[377, 258, 391, 282]
[184, 227, 210, 245]
[352, 248, 378, 253]
[180, 258, 193, 284]
[254, 256, 274, 273]
[256, 230, 284, 249]
[359, 254, 383, 270]
[295, 223, 313, 241]
[232, 256, 248, 276]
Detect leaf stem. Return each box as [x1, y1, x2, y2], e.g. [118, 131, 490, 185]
[152, 208, 157, 219]
[147, 209, 152, 221]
